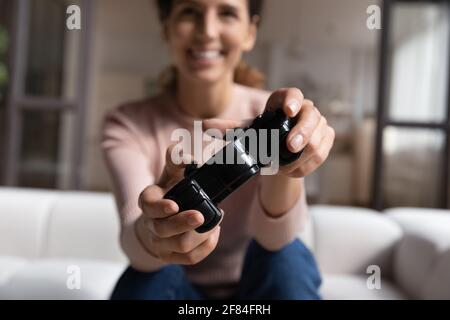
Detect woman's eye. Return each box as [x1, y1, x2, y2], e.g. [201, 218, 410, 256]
[220, 10, 238, 19]
[180, 7, 198, 17]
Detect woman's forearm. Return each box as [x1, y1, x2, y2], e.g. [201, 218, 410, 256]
[259, 174, 303, 218]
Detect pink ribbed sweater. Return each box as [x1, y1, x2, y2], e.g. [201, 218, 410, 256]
[100, 84, 308, 289]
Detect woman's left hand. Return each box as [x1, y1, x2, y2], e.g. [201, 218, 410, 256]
[256, 88, 335, 217]
[265, 88, 335, 178]
[203, 87, 335, 178]
[203, 87, 335, 217]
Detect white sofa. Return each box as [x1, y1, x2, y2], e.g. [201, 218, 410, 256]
[0, 187, 449, 300]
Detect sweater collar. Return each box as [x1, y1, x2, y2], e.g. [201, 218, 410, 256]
[163, 84, 245, 128]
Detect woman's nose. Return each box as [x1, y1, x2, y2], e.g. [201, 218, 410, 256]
[196, 11, 220, 41]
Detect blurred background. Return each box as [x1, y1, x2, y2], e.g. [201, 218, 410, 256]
[0, 0, 449, 210]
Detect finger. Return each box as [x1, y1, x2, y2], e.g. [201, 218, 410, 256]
[164, 224, 217, 254]
[288, 127, 335, 178]
[286, 102, 321, 153]
[139, 185, 179, 218]
[279, 119, 324, 175]
[284, 115, 328, 173]
[202, 118, 252, 138]
[299, 117, 332, 164]
[265, 88, 304, 117]
[149, 210, 204, 238]
[159, 144, 194, 187]
[163, 226, 221, 264]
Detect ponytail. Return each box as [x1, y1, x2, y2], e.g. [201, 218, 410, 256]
[233, 60, 266, 89]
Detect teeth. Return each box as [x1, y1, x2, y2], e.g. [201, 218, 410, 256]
[192, 50, 221, 59]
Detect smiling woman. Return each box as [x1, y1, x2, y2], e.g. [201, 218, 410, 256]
[156, 0, 266, 93]
[102, 0, 334, 300]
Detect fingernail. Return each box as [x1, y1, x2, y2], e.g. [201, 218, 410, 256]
[164, 205, 174, 214]
[188, 214, 200, 226]
[287, 100, 300, 115]
[290, 134, 304, 152]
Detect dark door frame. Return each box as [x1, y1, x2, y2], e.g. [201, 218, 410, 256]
[373, 0, 450, 210]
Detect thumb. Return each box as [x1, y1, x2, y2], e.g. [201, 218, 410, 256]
[158, 144, 194, 189]
[202, 118, 252, 138]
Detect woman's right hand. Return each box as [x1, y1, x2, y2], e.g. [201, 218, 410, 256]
[135, 145, 222, 265]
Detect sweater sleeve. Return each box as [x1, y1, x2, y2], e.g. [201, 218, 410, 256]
[100, 106, 168, 272]
[248, 177, 309, 251]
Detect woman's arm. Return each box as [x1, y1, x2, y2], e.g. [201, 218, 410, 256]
[247, 175, 308, 251]
[101, 105, 167, 272]
[203, 88, 335, 251]
[252, 88, 334, 250]
[259, 174, 302, 218]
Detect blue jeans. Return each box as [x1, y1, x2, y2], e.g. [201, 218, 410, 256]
[110, 238, 322, 300]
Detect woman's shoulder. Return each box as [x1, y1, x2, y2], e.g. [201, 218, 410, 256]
[106, 93, 166, 120]
[103, 93, 169, 131]
[101, 93, 172, 156]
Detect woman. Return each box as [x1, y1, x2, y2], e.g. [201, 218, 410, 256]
[101, 0, 335, 300]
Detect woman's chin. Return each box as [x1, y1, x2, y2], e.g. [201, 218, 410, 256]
[187, 69, 229, 85]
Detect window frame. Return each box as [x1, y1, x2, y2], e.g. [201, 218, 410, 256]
[2, 0, 94, 189]
[372, 0, 450, 210]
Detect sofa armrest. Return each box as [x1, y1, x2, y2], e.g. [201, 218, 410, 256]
[386, 208, 450, 299]
[310, 206, 402, 276]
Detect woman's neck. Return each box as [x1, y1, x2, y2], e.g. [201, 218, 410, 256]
[176, 74, 234, 119]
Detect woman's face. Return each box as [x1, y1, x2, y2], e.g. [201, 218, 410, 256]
[164, 0, 258, 85]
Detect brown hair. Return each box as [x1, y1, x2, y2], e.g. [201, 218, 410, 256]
[155, 0, 266, 91]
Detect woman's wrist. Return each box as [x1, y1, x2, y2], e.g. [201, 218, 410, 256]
[134, 215, 160, 259]
[259, 174, 302, 218]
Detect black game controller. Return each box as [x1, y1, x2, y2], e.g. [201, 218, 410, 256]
[164, 108, 303, 233]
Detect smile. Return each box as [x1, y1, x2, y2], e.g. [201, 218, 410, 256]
[188, 49, 225, 62]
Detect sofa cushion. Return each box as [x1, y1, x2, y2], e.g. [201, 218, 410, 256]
[311, 206, 402, 276]
[422, 248, 450, 299]
[0, 188, 57, 259]
[386, 208, 450, 299]
[320, 274, 407, 300]
[42, 192, 127, 263]
[0, 259, 126, 300]
[0, 256, 27, 286]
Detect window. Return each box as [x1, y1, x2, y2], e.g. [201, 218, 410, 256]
[1, 0, 93, 189]
[373, 0, 450, 209]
